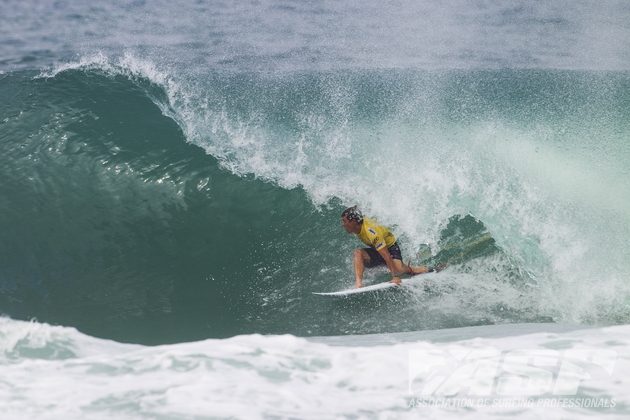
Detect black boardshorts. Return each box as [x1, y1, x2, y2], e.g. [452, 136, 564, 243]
[364, 242, 403, 268]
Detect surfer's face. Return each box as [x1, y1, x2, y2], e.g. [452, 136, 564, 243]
[341, 216, 358, 233]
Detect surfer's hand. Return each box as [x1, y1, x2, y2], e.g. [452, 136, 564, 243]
[390, 277, 401, 285]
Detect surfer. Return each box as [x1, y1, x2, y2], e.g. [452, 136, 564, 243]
[341, 206, 441, 288]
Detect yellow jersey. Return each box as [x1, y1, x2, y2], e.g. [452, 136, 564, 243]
[357, 218, 397, 251]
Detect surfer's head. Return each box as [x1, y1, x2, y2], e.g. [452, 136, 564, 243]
[341, 206, 363, 233]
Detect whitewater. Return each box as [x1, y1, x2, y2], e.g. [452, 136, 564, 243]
[2, 318, 629, 419]
[1, 0, 630, 418]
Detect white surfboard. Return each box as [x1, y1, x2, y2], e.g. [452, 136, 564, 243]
[312, 272, 441, 297]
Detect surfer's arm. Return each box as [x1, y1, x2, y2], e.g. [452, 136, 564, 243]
[377, 247, 401, 285]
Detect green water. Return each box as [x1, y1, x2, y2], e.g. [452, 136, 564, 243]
[1, 67, 629, 344]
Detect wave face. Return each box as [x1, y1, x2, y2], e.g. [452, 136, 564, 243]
[1, 62, 629, 343]
[2, 1, 630, 345]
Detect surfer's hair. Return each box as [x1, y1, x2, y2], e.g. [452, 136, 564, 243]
[342, 206, 363, 223]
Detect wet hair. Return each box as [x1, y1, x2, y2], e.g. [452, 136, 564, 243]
[341, 206, 363, 223]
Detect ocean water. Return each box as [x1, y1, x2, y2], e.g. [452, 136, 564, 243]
[1, 0, 630, 418]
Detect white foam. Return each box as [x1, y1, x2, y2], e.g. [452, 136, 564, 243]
[1, 317, 628, 419]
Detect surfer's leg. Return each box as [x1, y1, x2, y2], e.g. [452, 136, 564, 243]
[398, 261, 446, 275]
[409, 264, 431, 275]
[389, 243, 438, 274]
[387, 244, 427, 275]
[353, 248, 376, 288]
